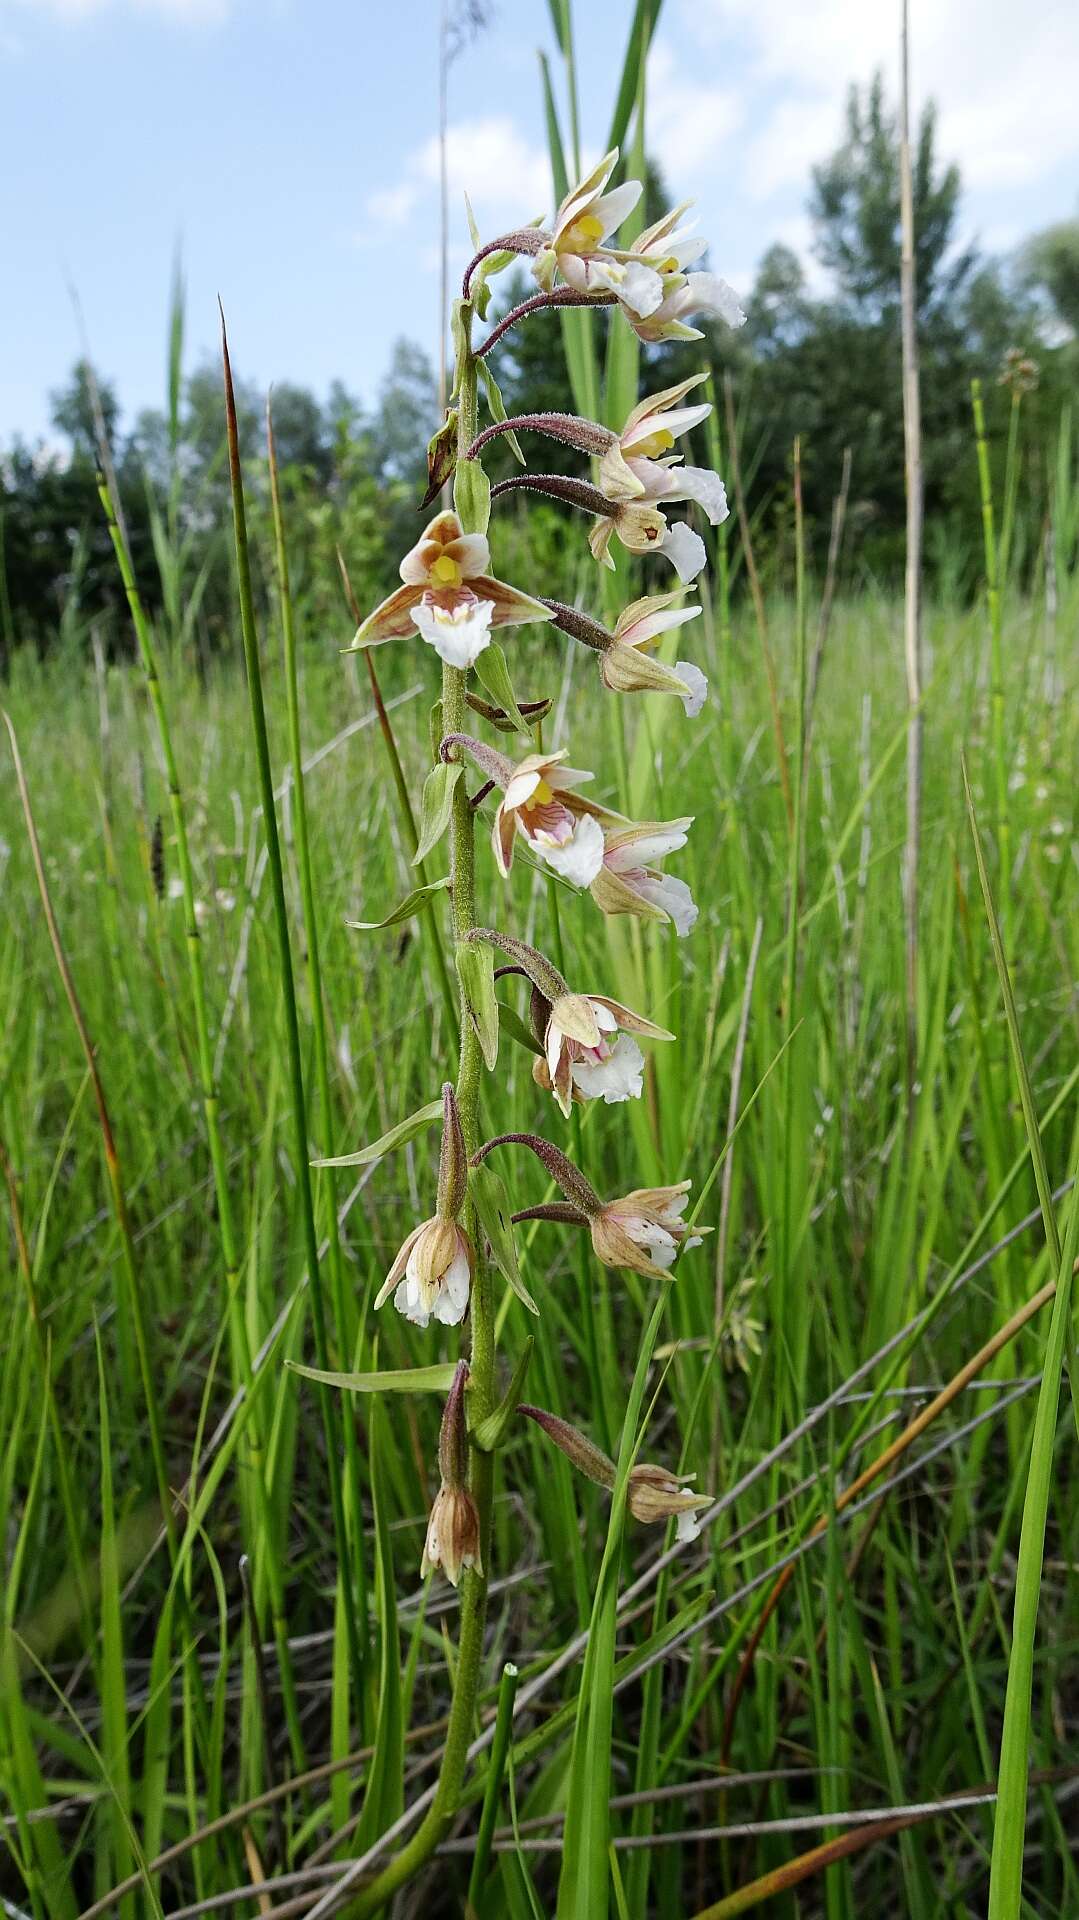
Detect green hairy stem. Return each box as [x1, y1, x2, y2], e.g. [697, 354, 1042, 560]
[351, 301, 495, 1918]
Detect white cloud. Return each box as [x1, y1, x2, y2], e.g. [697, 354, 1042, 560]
[648, 39, 743, 177]
[364, 115, 551, 244]
[684, 0, 1079, 195]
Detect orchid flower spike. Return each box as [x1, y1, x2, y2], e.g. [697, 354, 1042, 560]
[589, 1180, 705, 1278]
[627, 1464, 710, 1541]
[590, 816, 699, 936]
[599, 375, 729, 529]
[532, 149, 662, 317]
[374, 1084, 473, 1328]
[493, 747, 610, 888]
[422, 1361, 482, 1587]
[349, 510, 549, 669]
[605, 591, 709, 716]
[534, 988, 673, 1117]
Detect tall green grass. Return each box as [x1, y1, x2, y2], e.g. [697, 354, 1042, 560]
[2, 496, 1077, 1913]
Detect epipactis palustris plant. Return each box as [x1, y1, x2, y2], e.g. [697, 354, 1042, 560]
[326, 146, 743, 1907]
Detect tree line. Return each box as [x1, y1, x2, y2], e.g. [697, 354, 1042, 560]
[2, 76, 1076, 664]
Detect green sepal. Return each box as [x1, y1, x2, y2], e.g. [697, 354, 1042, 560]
[288, 1361, 458, 1395]
[457, 939, 500, 1071]
[471, 1339, 534, 1452]
[311, 1097, 443, 1168]
[478, 359, 525, 465]
[413, 762, 462, 866]
[473, 640, 532, 736]
[471, 1162, 538, 1315]
[347, 876, 451, 931]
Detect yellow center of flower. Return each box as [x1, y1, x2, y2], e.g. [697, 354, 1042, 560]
[431, 554, 462, 587]
[532, 777, 555, 804]
[632, 427, 675, 458]
[560, 212, 605, 254]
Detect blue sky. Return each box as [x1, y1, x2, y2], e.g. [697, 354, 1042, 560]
[3, 0, 1077, 446]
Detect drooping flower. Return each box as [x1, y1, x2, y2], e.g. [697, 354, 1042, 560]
[532, 149, 662, 317]
[535, 990, 673, 1118]
[601, 592, 708, 716]
[349, 510, 550, 668]
[374, 1085, 474, 1328]
[587, 497, 708, 585]
[590, 817, 699, 936]
[589, 1180, 703, 1278]
[598, 375, 728, 530]
[492, 748, 608, 888]
[627, 1463, 710, 1541]
[517, 1404, 710, 1542]
[422, 1361, 482, 1587]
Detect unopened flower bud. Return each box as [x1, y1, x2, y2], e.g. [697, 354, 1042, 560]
[422, 1362, 481, 1588]
[422, 1482, 482, 1587]
[436, 1083, 468, 1220]
[518, 1404, 616, 1489]
[421, 409, 459, 508]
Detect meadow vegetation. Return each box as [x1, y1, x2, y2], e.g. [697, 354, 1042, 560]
[2, 8, 1078, 1918]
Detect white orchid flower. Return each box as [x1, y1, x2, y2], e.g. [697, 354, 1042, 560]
[534, 990, 673, 1117]
[532, 148, 662, 315]
[588, 498, 708, 584]
[589, 1180, 704, 1279]
[590, 817, 699, 936]
[492, 748, 607, 888]
[629, 270, 747, 344]
[350, 509, 550, 668]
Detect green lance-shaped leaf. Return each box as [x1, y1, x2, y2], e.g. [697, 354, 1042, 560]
[470, 1161, 538, 1315]
[311, 1097, 443, 1169]
[287, 1361, 459, 1396]
[347, 876, 451, 931]
[478, 359, 525, 465]
[454, 454, 491, 538]
[471, 1339, 535, 1452]
[473, 639, 532, 736]
[412, 762, 463, 866]
[457, 939, 500, 1072]
[499, 1001, 543, 1058]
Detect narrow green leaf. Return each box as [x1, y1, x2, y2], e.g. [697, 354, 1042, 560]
[499, 1001, 543, 1057]
[288, 1361, 459, 1396]
[312, 1097, 442, 1168]
[473, 640, 532, 735]
[471, 1162, 538, 1315]
[605, 0, 663, 152]
[471, 1339, 534, 1452]
[454, 454, 491, 537]
[412, 763, 462, 867]
[457, 938, 500, 1072]
[478, 359, 525, 465]
[347, 876, 451, 931]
